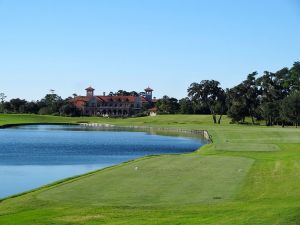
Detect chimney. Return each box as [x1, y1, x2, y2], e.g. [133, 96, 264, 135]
[103, 92, 106, 96]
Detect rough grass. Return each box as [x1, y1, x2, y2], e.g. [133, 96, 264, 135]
[0, 114, 299, 225]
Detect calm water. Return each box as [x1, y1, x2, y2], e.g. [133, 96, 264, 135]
[0, 125, 207, 198]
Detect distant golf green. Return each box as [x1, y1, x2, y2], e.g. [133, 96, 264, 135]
[0, 114, 299, 225]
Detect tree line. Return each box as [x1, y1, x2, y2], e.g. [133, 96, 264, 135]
[0, 92, 82, 116]
[0, 61, 299, 126]
[155, 61, 299, 126]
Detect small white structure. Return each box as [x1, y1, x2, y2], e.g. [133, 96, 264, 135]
[149, 107, 158, 117]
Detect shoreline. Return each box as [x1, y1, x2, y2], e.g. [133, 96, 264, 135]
[0, 154, 164, 202]
[80, 123, 211, 142]
[0, 122, 212, 142]
[0, 122, 77, 129]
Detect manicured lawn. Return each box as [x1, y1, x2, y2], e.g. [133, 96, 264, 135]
[37, 154, 254, 206]
[0, 114, 299, 225]
[212, 143, 280, 151]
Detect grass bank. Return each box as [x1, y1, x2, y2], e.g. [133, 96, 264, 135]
[0, 114, 299, 225]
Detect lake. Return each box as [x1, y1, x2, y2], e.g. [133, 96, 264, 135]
[0, 125, 207, 198]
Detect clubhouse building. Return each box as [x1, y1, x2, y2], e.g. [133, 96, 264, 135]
[72, 87, 154, 116]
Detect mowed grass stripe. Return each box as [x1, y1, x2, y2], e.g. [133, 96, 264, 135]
[37, 154, 254, 206]
[213, 143, 280, 151]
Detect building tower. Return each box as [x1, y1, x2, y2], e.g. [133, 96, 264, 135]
[144, 87, 153, 102]
[86, 86, 95, 97]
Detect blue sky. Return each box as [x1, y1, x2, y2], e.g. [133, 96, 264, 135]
[0, 0, 299, 100]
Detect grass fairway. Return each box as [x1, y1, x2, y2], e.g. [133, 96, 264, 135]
[37, 155, 253, 206]
[212, 143, 281, 151]
[0, 114, 299, 225]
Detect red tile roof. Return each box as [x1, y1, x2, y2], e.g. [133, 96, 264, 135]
[97, 96, 147, 103]
[148, 107, 158, 112]
[71, 95, 148, 106]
